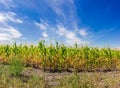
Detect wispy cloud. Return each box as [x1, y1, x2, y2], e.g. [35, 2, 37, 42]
[56, 24, 88, 44]
[35, 19, 49, 38]
[0, 26, 21, 41]
[55, 8, 65, 17]
[0, 11, 22, 41]
[42, 32, 48, 38]
[35, 18, 88, 45]
[92, 29, 115, 42]
[0, 0, 16, 8]
[0, 12, 23, 23]
[45, 0, 77, 26]
[79, 29, 88, 37]
[34, 19, 48, 31]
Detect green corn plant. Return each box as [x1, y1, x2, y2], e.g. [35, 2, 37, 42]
[12, 42, 19, 56]
[5, 44, 10, 58]
[0, 41, 120, 72]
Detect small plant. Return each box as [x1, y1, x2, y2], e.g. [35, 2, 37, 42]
[9, 58, 24, 76]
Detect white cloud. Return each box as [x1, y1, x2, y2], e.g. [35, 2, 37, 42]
[0, 11, 22, 41]
[56, 24, 88, 44]
[55, 8, 65, 16]
[79, 29, 88, 37]
[56, 25, 66, 36]
[35, 22, 47, 30]
[0, 26, 21, 41]
[0, 12, 23, 23]
[46, 0, 73, 7]
[34, 18, 89, 45]
[0, 0, 16, 8]
[35, 19, 49, 38]
[45, 0, 80, 36]
[42, 32, 48, 38]
[66, 32, 76, 40]
[45, 0, 75, 21]
[56, 24, 76, 40]
[34, 19, 48, 30]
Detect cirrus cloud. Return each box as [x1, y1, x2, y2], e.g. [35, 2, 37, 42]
[56, 24, 88, 44]
[0, 11, 22, 41]
[79, 29, 88, 37]
[0, 0, 16, 8]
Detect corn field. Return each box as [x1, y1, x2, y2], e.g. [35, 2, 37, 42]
[0, 40, 120, 72]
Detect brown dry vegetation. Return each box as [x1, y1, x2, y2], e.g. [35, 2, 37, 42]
[0, 65, 120, 88]
[0, 41, 120, 72]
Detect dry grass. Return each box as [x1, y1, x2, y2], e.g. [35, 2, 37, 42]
[0, 64, 120, 88]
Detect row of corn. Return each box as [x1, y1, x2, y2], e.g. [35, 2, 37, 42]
[0, 41, 120, 71]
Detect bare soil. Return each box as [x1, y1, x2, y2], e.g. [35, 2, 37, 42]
[22, 67, 120, 87]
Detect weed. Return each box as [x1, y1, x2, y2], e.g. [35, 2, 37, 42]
[9, 58, 25, 76]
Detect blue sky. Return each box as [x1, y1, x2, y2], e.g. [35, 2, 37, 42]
[0, 0, 120, 48]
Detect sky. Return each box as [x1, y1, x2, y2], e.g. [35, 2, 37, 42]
[0, 0, 120, 48]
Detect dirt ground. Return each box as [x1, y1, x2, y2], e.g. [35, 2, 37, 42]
[22, 67, 120, 88]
